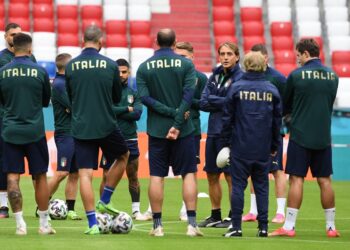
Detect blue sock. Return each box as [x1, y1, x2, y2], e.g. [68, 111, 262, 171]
[86, 210, 97, 228]
[100, 186, 115, 204]
[187, 210, 197, 227]
[152, 212, 162, 229]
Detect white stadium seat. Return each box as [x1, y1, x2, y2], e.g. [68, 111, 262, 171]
[104, 0, 126, 4]
[32, 32, 56, 47]
[57, 46, 81, 58]
[335, 78, 350, 108]
[56, 0, 78, 5]
[298, 21, 322, 37]
[150, 0, 170, 13]
[267, 0, 290, 7]
[296, 7, 319, 22]
[79, 0, 102, 5]
[104, 5, 127, 21]
[295, 0, 318, 7]
[324, 0, 346, 7]
[329, 36, 350, 53]
[33, 47, 57, 61]
[268, 7, 291, 23]
[239, 0, 263, 7]
[128, 5, 151, 21]
[105, 47, 130, 61]
[130, 48, 154, 63]
[327, 22, 350, 37]
[325, 7, 349, 22]
[129, 0, 150, 5]
[0, 31, 5, 48]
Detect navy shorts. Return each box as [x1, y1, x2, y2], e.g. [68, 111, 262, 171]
[204, 137, 230, 174]
[74, 129, 129, 169]
[3, 137, 49, 175]
[0, 123, 6, 190]
[149, 135, 197, 177]
[194, 135, 201, 164]
[269, 136, 283, 172]
[55, 134, 78, 173]
[285, 140, 333, 177]
[100, 139, 139, 169]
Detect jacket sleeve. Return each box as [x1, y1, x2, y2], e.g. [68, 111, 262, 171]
[52, 82, 71, 110]
[112, 65, 122, 104]
[65, 66, 72, 103]
[220, 86, 236, 147]
[136, 66, 177, 117]
[283, 74, 294, 115]
[118, 90, 143, 121]
[42, 72, 51, 107]
[271, 90, 282, 152]
[172, 62, 196, 129]
[199, 77, 220, 112]
[113, 106, 129, 115]
[191, 73, 208, 109]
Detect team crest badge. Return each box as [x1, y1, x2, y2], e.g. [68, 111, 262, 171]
[102, 156, 107, 166]
[127, 95, 134, 104]
[224, 79, 232, 88]
[60, 157, 67, 168]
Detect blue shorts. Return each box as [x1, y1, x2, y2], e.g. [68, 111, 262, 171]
[100, 139, 139, 169]
[55, 134, 78, 173]
[285, 140, 333, 177]
[149, 135, 197, 177]
[194, 135, 201, 164]
[269, 136, 283, 172]
[2, 137, 49, 175]
[0, 123, 6, 190]
[204, 137, 230, 174]
[74, 129, 129, 169]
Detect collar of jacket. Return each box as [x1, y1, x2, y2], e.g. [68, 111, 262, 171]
[81, 47, 99, 55]
[242, 71, 266, 81]
[304, 58, 322, 67]
[213, 63, 241, 76]
[154, 47, 175, 57]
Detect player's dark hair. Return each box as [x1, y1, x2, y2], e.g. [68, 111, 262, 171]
[116, 58, 130, 68]
[56, 53, 72, 71]
[84, 25, 103, 43]
[251, 43, 268, 56]
[175, 42, 194, 53]
[157, 29, 176, 47]
[5, 23, 20, 33]
[296, 38, 320, 57]
[13, 33, 32, 52]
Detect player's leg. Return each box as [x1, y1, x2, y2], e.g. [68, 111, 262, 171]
[215, 172, 232, 228]
[65, 172, 82, 220]
[0, 127, 9, 219]
[242, 181, 258, 222]
[126, 157, 143, 219]
[47, 171, 69, 197]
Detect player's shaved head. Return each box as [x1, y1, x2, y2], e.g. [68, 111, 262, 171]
[56, 53, 72, 72]
[244, 51, 266, 72]
[13, 33, 32, 54]
[157, 29, 176, 48]
[84, 25, 103, 43]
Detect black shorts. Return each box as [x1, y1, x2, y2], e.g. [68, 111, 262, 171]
[74, 129, 128, 169]
[194, 135, 201, 164]
[204, 137, 230, 174]
[55, 134, 78, 173]
[285, 140, 333, 177]
[149, 135, 197, 177]
[3, 137, 49, 175]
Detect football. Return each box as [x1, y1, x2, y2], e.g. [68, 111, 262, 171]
[216, 147, 231, 168]
[96, 212, 112, 234]
[48, 199, 68, 220]
[110, 212, 133, 234]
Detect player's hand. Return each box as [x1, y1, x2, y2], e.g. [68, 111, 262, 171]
[166, 127, 180, 140]
[270, 151, 277, 157]
[128, 106, 134, 112]
[65, 108, 71, 113]
[184, 111, 190, 120]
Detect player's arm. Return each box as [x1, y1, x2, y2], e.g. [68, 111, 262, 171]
[136, 66, 177, 117]
[42, 72, 51, 107]
[172, 63, 196, 130]
[65, 64, 72, 102]
[113, 105, 129, 115]
[199, 78, 220, 112]
[118, 90, 143, 121]
[191, 73, 208, 109]
[52, 82, 71, 110]
[112, 64, 122, 104]
[220, 86, 236, 147]
[283, 74, 294, 115]
[271, 90, 282, 153]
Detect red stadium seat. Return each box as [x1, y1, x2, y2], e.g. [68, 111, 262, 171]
[0, 18, 4, 31]
[33, 0, 53, 3]
[0, 5, 4, 18]
[105, 34, 128, 47]
[81, 5, 103, 20]
[275, 63, 297, 77]
[33, 4, 54, 19]
[82, 19, 103, 31]
[57, 33, 79, 47]
[213, 7, 234, 21]
[9, 0, 29, 3]
[130, 35, 153, 48]
[272, 37, 294, 51]
[242, 22, 264, 36]
[33, 18, 54, 32]
[270, 22, 293, 37]
[57, 5, 78, 19]
[319, 50, 325, 63]
[240, 7, 262, 22]
[301, 36, 323, 49]
[333, 64, 350, 77]
[213, 0, 233, 7]
[130, 21, 151, 35]
[273, 50, 296, 64]
[105, 20, 127, 35]
[332, 51, 350, 65]
[243, 36, 265, 52]
[8, 18, 30, 31]
[8, 4, 29, 19]
[214, 21, 235, 36]
[57, 19, 79, 34]
[215, 35, 238, 48]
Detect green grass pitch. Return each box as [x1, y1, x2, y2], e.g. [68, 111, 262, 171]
[0, 177, 349, 250]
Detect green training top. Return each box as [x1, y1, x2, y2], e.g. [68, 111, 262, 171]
[284, 59, 338, 149]
[113, 82, 142, 140]
[191, 70, 207, 136]
[66, 48, 122, 139]
[136, 48, 196, 138]
[0, 56, 51, 144]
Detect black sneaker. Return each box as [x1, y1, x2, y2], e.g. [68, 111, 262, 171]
[0, 206, 9, 218]
[223, 228, 242, 237]
[198, 216, 221, 227]
[215, 217, 231, 228]
[257, 229, 268, 237]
